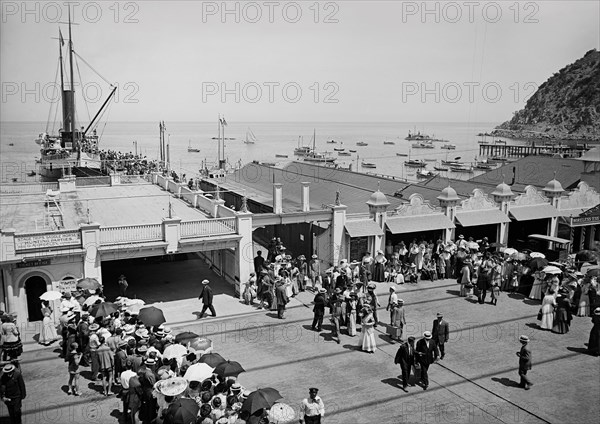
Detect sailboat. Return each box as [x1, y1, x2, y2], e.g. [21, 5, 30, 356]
[187, 140, 200, 153]
[303, 130, 336, 163]
[36, 9, 116, 180]
[244, 128, 257, 144]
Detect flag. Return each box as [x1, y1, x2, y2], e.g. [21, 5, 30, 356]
[59, 29, 64, 46]
[221, 117, 228, 126]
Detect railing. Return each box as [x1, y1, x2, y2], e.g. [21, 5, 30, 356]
[14, 229, 82, 252]
[75, 176, 110, 187]
[180, 218, 237, 238]
[0, 182, 59, 194]
[120, 175, 150, 185]
[100, 223, 163, 245]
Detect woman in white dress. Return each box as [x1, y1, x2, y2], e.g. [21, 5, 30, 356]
[578, 279, 591, 317]
[529, 271, 544, 301]
[540, 290, 557, 330]
[358, 307, 377, 353]
[39, 310, 59, 345]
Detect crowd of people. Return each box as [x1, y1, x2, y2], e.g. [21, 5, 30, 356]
[100, 150, 161, 176]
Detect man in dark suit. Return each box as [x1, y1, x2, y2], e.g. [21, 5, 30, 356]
[253, 250, 265, 275]
[394, 336, 416, 389]
[322, 270, 334, 296]
[329, 288, 343, 344]
[415, 331, 438, 390]
[198, 279, 216, 318]
[432, 312, 450, 360]
[516, 335, 533, 389]
[312, 288, 327, 331]
[275, 278, 289, 319]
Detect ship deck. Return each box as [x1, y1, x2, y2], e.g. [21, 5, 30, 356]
[0, 183, 210, 232]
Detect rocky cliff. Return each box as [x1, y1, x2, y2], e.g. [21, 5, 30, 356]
[493, 49, 600, 141]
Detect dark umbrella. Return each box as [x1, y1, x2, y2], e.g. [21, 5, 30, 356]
[214, 360, 245, 377]
[241, 388, 283, 415]
[163, 398, 199, 424]
[138, 306, 166, 326]
[198, 352, 226, 367]
[76, 277, 101, 290]
[586, 266, 600, 277]
[175, 331, 199, 345]
[90, 302, 118, 318]
[529, 257, 549, 271]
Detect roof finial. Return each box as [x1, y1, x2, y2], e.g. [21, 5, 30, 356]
[335, 190, 341, 206]
[553, 171, 557, 180]
[377, 181, 381, 191]
[240, 190, 249, 213]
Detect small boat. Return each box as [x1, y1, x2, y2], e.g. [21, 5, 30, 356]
[405, 130, 432, 141]
[440, 144, 456, 150]
[327, 140, 337, 144]
[434, 166, 449, 171]
[431, 138, 450, 143]
[349, 149, 357, 153]
[187, 140, 201, 153]
[338, 151, 351, 156]
[11, 177, 18, 182]
[275, 154, 288, 158]
[488, 156, 508, 163]
[383, 141, 395, 145]
[361, 161, 376, 168]
[450, 165, 474, 173]
[294, 146, 311, 156]
[333, 148, 345, 151]
[245, 128, 257, 144]
[27, 170, 36, 177]
[356, 142, 368, 146]
[441, 160, 461, 166]
[396, 153, 408, 157]
[8, 143, 14, 146]
[404, 160, 426, 168]
[417, 170, 438, 179]
[474, 162, 493, 170]
[412, 142, 435, 149]
[212, 137, 236, 140]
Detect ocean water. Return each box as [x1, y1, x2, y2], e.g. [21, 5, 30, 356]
[0, 121, 523, 183]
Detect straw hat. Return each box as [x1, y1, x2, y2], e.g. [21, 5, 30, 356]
[158, 377, 189, 396]
[519, 335, 530, 343]
[423, 331, 432, 340]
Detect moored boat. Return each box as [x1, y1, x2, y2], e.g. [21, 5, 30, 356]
[338, 151, 351, 156]
[440, 144, 456, 150]
[412, 142, 435, 149]
[404, 159, 426, 168]
[417, 170, 438, 179]
[357, 142, 368, 146]
[361, 161, 376, 168]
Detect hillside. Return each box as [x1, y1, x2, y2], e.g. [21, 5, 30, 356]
[493, 49, 600, 141]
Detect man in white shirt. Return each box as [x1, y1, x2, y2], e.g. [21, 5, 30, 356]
[386, 286, 398, 324]
[120, 360, 136, 418]
[299, 387, 325, 424]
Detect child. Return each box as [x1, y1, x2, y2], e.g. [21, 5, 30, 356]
[67, 342, 82, 396]
[491, 282, 500, 306]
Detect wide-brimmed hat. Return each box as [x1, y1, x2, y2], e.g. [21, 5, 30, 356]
[2, 364, 15, 373]
[298, 255, 306, 260]
[144, 357, 157, 366]
[319, 288, 327, 294]
[202, 280, 210, 285]
[312, 254, 318, 259]
[458, 235, 464, 239]
[423, 331, 432, 339]
[89, 323, 100, 331]
[122, 324, 135, 335]
[367, 282, 376, 290]
[397, 299, 404, 304]
[158, 377, 188, 396]
[519, 335, 530, 342]
[240, 390, 252, 401]
[135, 328, 149, 339]
[136, 345, 148, 354]
[436, 312, 443, 318]
[155, 330, 166, 338]
[594, 307, 600, 316]
[389, 286, 396, 292]
[334, 288, 342, 294]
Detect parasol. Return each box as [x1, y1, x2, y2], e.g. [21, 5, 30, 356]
[76, 277, 101, 290]
[214, 360, 245, 378]
[198, 352, 226, 367]
[529, 257, 549, 271]
[39, 291, 63, 301]
[183, 363, 214, 382]
[90, 302, 118, 318]
[175, 332, 200, 345]
[268, 402, 296, 424]
[503, 248, 517, 256]
[530, 252, 546, 259]
[125, 303, 142, 315]
[585, 266, 600, 277]
[542, 265, 562, 275]
[157, 377, 189, 397]
[241, 388, 283, 415]
[138, 306, 166, 326]
[163, 398, 199, 424]
[188, 337, 213, 353]
[163, 344, 189, 359]
[83, 295, 103, 307]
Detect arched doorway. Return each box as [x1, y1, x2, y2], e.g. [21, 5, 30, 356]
[25, 276, 47, 322]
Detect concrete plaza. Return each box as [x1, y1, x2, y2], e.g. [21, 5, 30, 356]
[3, 274, 599, 424]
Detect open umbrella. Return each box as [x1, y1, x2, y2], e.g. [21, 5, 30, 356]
[214, 360, 245, 378]
[125, 303, 142, 315]
[163, 344, 189, 359]
[188, 337, 212, 353]
[586, 266, 600, 277]
[516, 252, 528, 261]
[467, 241, 480, 250]
[76, 277, 101, 290]
[241, 388, 283, 414]
[175, 332, 199, 345]
[198, 352, 226, 367]
[183, 363, 214, 382]
[503, 248, 517, 256]
[529, 257, 549, 271]
[115, 297, 145, 307]
[268, 402, 296, 424]
[39, 291, 63, 301]
[542, 265, 562, 275]
[90, 302, 118, 318]
[163, 398, 199, 424]
[530, 252, 546, 259]
[138, 306, 166, 326]
[83, 295, 103, 307]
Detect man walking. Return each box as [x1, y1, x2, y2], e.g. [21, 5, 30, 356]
[198, 280, 217, 318]
[516, 335, 533, 390]
[309, 254, 321, 290]
[394, 336, 416, 390]
[311, 288, 327, 332]
[415, 331, 438, 390]
[0, 363, 26, 424]
[299, 387, 325, 424]
[329, 288, 343, 344]
[386, 286, 398, 324]
[275, 278, 289, 319]
[432, 312, 450, 360]
[367, 283, 381, 327]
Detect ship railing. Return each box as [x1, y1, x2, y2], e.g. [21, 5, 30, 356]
[180, 218, 238, 238]
[100, 223, 163, 245]
[0, 182, 59, 194]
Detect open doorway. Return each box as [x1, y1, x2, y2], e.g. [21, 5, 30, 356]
[25, 275, 47, 322]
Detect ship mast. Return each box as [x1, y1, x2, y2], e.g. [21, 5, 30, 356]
[67, 6, 78, 159]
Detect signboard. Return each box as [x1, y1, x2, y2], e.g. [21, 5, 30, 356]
[58, 279, 77, 294]
[16, 259, 51, 268]
[572, 215, 600, 226]
[15, 231, 81, 251]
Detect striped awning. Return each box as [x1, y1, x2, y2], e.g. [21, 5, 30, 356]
[345, 220, 384, 238]
[509, 204, 559, 221]
[455, 209, 511, 227]
[385, 214, 454, 234]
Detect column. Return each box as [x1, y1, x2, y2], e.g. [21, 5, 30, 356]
[110, 173, 121, 186]
[162, 217, 181, 254]
[80, 222, 102, 284]
[236, 211, 254, 299]
[58, 174, 76, 192]
[331, 204, 348, 266]
[301, 182, 310, 212]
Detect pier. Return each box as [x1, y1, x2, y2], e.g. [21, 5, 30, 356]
[479, 143, 585, 158]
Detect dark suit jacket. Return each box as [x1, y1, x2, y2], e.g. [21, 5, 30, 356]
[415, 338, 438, 365]
[518, 345, 532, 371]
[198, 285, 214, 305]
[275, 284, 289, 306]
[432, 319, 449, 344]
[313, 293, 326, 316]
[394, 342, 415, 368]
[253, 255, 265, 274]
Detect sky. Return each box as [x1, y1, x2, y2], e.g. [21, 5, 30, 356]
[1, 0, 598, 123]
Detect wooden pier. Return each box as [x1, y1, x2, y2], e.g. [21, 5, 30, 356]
[478, 144, 585, 158]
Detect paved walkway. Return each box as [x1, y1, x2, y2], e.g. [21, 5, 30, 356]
[5, 277, 599, 423]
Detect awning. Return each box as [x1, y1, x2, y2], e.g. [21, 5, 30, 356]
[556, 207, 587, 217]
[345, 220, 384, 238]
[528, 234, 571, 245]
[455, 209, 511, 227]
[509, 204, 559, 221]
[385, 214, 454, 234]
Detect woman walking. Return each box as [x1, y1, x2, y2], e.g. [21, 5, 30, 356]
[529, 271, 544, 301]
[552, 293, 573, 334]
[578, 278, 591, 317]
[540, 290, 557, 330]
[358, 307, 377, 353]
[347, 293, 358, 337]
[39, 310, 59, 346]
[372, 250, 387, 283]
